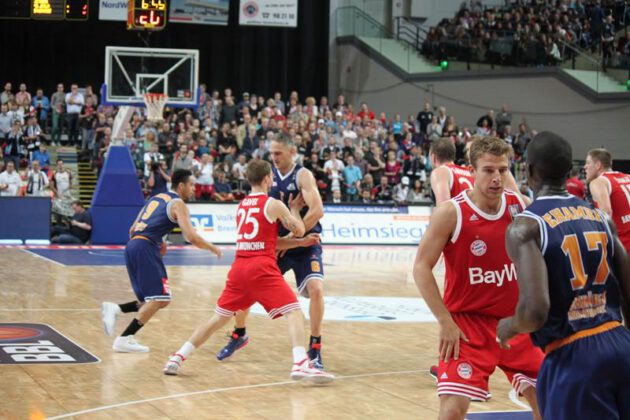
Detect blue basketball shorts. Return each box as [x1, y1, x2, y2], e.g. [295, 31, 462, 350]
[277, 245, 324, 298]
[537, 323, 630, 420]
[124, 238, 170, 302]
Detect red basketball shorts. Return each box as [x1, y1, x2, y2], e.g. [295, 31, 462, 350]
[215, 257, 300, 319]
[437, 312, 544, 401]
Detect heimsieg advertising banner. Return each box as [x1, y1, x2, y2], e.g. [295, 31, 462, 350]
[188, 203, 431, 245]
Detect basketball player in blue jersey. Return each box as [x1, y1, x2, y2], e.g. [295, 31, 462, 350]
[496, 132, 630, 419]
[101, 169, 222, 353]
[218, 133, 327, 368]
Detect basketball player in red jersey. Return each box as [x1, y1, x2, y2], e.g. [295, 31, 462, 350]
[414, 137, 543, 419]
[430, 137, 475, 204]
[163, 160, 333, 383]
[566, 166, 585, 199]
[585, 148, 630, 252]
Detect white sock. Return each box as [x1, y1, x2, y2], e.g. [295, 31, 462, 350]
[292, 346, 307, 364]
[177, 341, 196, 359]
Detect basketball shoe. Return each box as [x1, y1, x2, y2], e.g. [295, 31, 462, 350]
[163, 353, 186, 375]
[112, 335, 149, 353]
[429, 365, 438, 382]
[290, 358, 334, 384]
[216, 332, 249, 361]
[308, 343, 324, 369]
[101, 302, 121, 336]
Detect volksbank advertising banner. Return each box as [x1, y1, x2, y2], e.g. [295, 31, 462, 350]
[239, 0, 298, 27]
[188, 203, 431, 245]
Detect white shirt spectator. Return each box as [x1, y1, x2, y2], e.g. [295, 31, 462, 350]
[196, 162, 214, 185]
[0, 169, 21, 196]
[232, 161, 247, 180]
[65, 92, 84, 114]
[324, 157, 345, 191]
[26, 169, 49, 196]
[143, 150, 164, 178]
[0, 111, 11, 137]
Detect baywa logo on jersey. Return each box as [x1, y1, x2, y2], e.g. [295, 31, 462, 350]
[470, 239, 487, 256]
[190, 215, 214, 232]
[457, 362, 473, 379]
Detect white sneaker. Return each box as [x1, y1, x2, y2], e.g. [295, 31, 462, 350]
[112, 335, 149, 353]
[290, 358, 334, 385]
[101, 302, 121, 336]
[163, 353, 186, 375]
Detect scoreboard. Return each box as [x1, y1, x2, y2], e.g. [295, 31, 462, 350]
[0, 0, 88, 20]
[127, 0, 168, 31]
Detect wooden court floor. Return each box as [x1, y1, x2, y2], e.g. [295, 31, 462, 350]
[0, 246, 534, 419]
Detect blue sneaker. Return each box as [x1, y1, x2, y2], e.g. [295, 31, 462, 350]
[308, 344, 324, 370]
[216, 333, 249, 361]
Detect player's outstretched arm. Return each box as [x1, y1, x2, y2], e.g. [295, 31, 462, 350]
[497, 217, 549, 347]
[171, 200, 222, 257]
[430, 166, 451, 204]
[276, 233, 321, 251]
[589, 177, 612, 216]
[297, 169, 324, 232]
[604, 215, 630, 327]
[412, 202, 468, 362]
[267, 198, 306, 238]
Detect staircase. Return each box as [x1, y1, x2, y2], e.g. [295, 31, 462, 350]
[77, 162, 98, 207]
[358, 36, 438, 73]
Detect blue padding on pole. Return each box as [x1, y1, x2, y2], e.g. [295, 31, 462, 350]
[92, 146, 144, 207]
[90, 207, 141, 245]
[91, 146, 145, 244]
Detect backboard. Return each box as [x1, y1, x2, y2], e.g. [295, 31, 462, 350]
[103, 46, 200, 108]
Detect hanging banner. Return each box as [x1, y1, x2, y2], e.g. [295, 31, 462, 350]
[239, 0, 297, 27]
[169, 0, 230, 26]
[99, 0, 128, 21]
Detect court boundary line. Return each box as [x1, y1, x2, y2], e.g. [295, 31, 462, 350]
[45, 369, 427, 419]
[20, 249, 66, 267]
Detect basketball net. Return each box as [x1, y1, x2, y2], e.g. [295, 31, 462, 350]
[143, 93, 168, 122]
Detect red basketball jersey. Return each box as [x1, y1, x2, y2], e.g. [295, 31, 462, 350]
[234, 193, 278, 259]
[566, 177, 585, 199]
[445, 163, 474, 198]
[443, 190, 526, 318]
[600, 171, 630, 250]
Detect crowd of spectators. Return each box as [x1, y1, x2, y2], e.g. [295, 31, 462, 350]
[0, 81, 541, 208]
[422, 0, 630, 69]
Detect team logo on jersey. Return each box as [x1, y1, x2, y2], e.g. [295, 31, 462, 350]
[457, 362, 473, 379]
[470, 239, 487, 256]
[311, 261, 321, 272]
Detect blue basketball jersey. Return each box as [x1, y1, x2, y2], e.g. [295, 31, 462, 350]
[131, 192, 182, 243]
[518, 195, 623, 351]
[270, 164, 322, 237]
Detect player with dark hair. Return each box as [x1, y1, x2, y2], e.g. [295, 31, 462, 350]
[101, 169, 222, 352]
[217, 132, 328, 368]
[163, 160, 334, 383]
[584, 148, 630, 252]
[414, 136, 543, 419]
[497, 131, 630, 420]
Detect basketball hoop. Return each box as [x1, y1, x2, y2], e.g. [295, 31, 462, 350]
[143, 93, 168, 122]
